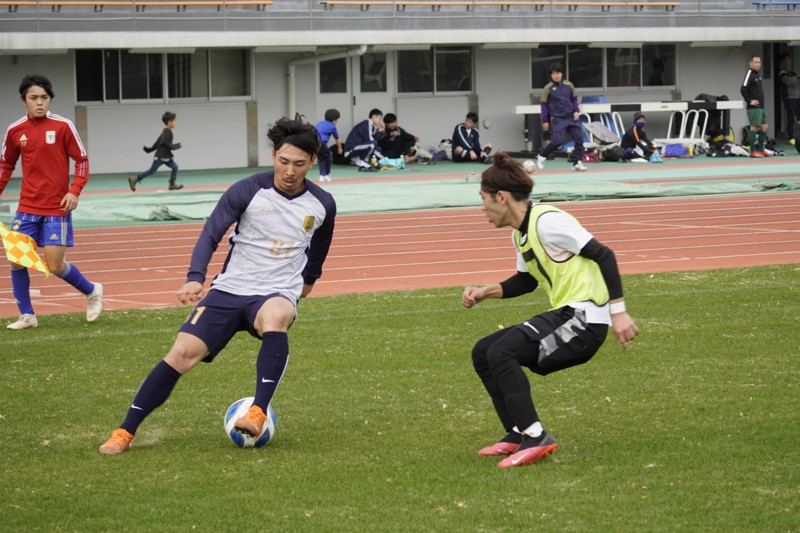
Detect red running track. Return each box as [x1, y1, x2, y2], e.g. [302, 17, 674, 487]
[1, 192, 799, 318]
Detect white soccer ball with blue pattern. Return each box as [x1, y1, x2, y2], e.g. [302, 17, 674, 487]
[224, 397, 277, 448]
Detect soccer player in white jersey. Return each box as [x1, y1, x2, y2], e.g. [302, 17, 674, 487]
[462, 152, 638, 468]
[100, 117, 336, 454]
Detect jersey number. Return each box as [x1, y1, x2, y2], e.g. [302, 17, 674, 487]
[268, 239, 294, 258]
[188, 306, 206, 326]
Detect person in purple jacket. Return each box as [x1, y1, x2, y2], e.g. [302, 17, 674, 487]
[535, 63, 587, 172]
[99, 117, 336, 455]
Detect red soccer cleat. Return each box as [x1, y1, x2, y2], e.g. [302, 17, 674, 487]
[478, 441, 519, 456]
[497, 433, 558, 468]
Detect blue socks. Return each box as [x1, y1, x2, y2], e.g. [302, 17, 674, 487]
[120, 360, 182, 435]
[57, 262, 95, 295]
[253, 332, 289, 413]
[10, 266, 34, 315]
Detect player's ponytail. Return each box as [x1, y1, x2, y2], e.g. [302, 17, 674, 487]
[480, 151, 533, 200]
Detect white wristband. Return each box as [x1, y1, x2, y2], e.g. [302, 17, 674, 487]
[609, 302, 626, 315]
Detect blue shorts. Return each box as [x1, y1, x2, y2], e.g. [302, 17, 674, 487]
[179, 289, 292, 361]
[12, 212, 74, 247]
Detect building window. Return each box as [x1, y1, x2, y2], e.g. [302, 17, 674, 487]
[75, 48, 251, 102]
[320, 58, 347, 93]
[360, 52, 387, 92]
[643, 44, 675, 86]
[606, 47, 641, 88]
[436, 46, 472, 92]
[531, 45, 567, 89]
[168, 50, 208, 99]
[568, 46, 603, 89]
[531, 44, 676, 90]
[398, 46, 473, 94]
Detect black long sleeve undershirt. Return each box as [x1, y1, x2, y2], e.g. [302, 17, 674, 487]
[500, 271, 539, 298]
[579, 237, 623, 300]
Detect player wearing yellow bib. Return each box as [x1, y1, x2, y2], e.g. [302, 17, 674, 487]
[462, 152, 639, 468]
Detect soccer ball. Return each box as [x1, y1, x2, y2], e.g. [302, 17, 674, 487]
[522, 159, 536, 174]
[223, 397, 277, 448]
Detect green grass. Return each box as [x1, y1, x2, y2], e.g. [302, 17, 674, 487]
[1, 265, 798, 532]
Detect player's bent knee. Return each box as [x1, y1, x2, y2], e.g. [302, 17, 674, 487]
[164, 333, 210, 373]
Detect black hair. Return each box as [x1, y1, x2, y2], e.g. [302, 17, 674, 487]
[324, 108, 341, 122]
[267, 117, 320, 157]
[779, 52, 792, 62]
[480, 151, 533, 201]
[466, 112, 479, 123]
[368, 108, 383, 119]
[549, 62, 565, 74]
[383, 113, 397, 124]
[162, 111, 176, 125]
[19, 74, 54, 100]
[634, 113, 646, 121]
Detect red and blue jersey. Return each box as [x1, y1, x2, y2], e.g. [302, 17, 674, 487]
[0, 111, 89, 216]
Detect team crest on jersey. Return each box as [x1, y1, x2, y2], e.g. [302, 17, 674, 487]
[12, 219, 21, 231]
[303, 216, 315, 232]
[46, 131, 56, 144]
[19, 134, 27, 147]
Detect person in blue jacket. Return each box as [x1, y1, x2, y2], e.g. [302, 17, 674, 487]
[535, 63, 587, 172]
[344, 108, 384, 170]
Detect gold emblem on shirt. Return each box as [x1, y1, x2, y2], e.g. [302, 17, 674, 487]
[303, 216, 315, 232]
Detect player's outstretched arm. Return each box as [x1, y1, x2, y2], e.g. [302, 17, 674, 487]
[177, 281, 205, 305]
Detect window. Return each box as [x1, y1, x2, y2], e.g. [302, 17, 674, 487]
[436, 46, 471, 92]
[531, 44, 676, 90]
[75, 48, 251, 102]
[531, 45, 566, 89]
[398, 46, 473, 93]
[398, 50, 432, 93]
[168, 51, 208, 98]
[606, 47, 641, 88]
[320, 58, 347, 93]
[360, 53, 387, 92]
[567, 46, 603, 88]
[643, 45, 675, 86]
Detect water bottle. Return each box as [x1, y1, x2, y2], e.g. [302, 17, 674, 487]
[370, 154, 378, 168]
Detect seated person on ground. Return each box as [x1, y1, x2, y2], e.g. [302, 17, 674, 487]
[379, 113, 421, 164]
[452, 112, 492, 163]
[621, 113, 657, 161]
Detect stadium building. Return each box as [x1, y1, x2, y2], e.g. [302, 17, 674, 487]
[0, 0, 798, 173]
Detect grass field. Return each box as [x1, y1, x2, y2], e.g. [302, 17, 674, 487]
[1, 265, 798, 532]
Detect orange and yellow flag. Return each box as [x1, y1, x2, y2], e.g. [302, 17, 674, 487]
[0, 222, 50, 277]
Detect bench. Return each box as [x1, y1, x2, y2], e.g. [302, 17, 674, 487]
[627, 1, 679, 10]
[0, 0, 272, 12]
[0, 0, 37, 11]
[133, 0, 272, 12]
[551, 1, 626, 11]
[321, 1, 476, 11]
[753, 1, 800, 9]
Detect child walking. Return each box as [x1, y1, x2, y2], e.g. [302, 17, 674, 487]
[129, 111, 183, 191]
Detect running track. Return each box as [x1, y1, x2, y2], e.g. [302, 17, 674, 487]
[1, 192, 799, 318]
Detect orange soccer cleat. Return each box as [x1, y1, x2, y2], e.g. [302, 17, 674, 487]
[234, 405, 266, 437]
[99, 428, 134, 455]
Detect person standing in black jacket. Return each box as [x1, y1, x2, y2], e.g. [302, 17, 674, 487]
[129, 111, 184, 191]
[740, 55, 769, 158]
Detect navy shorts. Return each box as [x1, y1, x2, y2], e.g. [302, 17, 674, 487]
[179, 289, 290, 361]
[12, 212, 74, 247]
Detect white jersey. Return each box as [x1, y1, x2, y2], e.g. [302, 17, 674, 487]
[187, 172, 336, 305]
